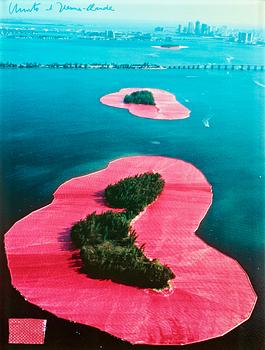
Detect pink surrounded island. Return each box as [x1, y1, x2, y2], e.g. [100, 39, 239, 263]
[100, 88, 190, 120]
[152, 45, 189, 50]
[5, 156, 256, 345]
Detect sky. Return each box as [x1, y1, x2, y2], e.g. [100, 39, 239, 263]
[1, 0, 264, 28]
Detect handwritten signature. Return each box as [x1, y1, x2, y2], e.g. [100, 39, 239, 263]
[8, 2, 115, 14]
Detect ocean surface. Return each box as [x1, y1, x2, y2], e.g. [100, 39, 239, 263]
[1, 36, 265, 65]
[0, 37, 265, 350]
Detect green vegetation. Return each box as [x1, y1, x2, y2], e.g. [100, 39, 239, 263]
[105, 173, 164, 215]
[123, 90, 155, 106]
[71, 211, 131, 248]
[160, 44, 179, 48]
[71, 172, 175, 289]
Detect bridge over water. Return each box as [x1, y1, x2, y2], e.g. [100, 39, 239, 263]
[0, 63, 264, 71]
[169, 64, 264, 71]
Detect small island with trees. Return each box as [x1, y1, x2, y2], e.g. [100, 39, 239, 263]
[71, 172, 175, 289]
[124, 90, 156, 105]
[161, 44, 180, 48]
[100, 88, 191, 120]
[152, 45, 189, 50]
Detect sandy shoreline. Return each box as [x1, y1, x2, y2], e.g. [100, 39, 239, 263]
[4, 156, 257, 345]
[100, 88, 191, 120]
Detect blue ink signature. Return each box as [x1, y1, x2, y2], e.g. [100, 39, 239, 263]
[8, 2, 115, 15]
[56, 2, 115, 13]
[9, 1, 40, 14]
[56, 2, 82, 13]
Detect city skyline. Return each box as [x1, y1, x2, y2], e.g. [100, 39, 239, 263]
[1, 0, 264, 28]
[1, 16, 264, 46]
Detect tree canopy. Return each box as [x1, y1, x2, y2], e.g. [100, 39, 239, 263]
[71, 172, 175, 289]
[124, 90, 155, 105]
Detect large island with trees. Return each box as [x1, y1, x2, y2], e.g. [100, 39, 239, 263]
[4, 156, 257, 345]
[71, 172, 175, 289]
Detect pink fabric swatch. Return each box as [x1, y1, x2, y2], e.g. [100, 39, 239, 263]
[8, 318, 47, 344]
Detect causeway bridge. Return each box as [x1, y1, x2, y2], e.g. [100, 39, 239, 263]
[0, 63, 264, 71]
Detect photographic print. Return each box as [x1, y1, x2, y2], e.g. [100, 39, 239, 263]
[0, 1, 264, 349]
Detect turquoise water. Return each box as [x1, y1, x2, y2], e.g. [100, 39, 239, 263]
[1, 37, 265, 65]
[1, 63, 265, 348]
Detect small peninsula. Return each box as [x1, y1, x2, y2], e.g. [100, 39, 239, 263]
[100, 88, 191, 120]
[71, 172, 175, 289]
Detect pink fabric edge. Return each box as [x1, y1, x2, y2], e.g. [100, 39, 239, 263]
[4, 156, 257, 345]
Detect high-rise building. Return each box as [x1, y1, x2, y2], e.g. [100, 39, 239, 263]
[182, 26, 188, 34]
[187, 22, 195, 34]
[177, 24, 182, 34]
[195, 21, 201, 35]
[238, 32, 247, 43]
[247, 32, 254, 43]
[201, 23, 208, 36]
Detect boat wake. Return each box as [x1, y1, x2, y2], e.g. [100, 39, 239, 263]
[226, 56, 234, 63]
[202, 117, 211, 128]
[254, 80, 265, 88]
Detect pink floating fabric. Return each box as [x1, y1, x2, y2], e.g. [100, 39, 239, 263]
[8, 318, 47, 344]
[100, 88, 190, 120]
[5, 156, 256, 345]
